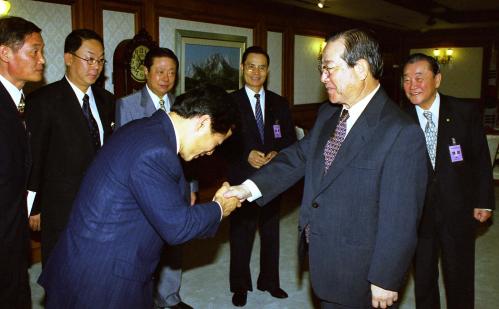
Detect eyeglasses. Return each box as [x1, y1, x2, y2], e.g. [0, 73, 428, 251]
[318, 62, 340, 75]
[71, 53, 107, 66]
[245, 64, 267, 73]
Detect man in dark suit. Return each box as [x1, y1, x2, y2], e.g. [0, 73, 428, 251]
[25, 29, 114, 265]
[0, 16, 45, 309]
[226, 46, 295, 307]
[38, 84, 240, 309]
[116, 47, 193, 309]
[225, 29, 428, 308]
[402, 53, 495, 309]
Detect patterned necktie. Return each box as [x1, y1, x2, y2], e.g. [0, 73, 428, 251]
[254, 93, 264, 143]
[324, 109, 349, 173]
[18, 94, 25, 117]
[82, 94, 101, 151]
[423, 111, 437, 168]
[159, 99, 166, 111]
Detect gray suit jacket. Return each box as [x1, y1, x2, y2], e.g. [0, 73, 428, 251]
[115, 86, 174, 129]
[251, 87, 428, 306]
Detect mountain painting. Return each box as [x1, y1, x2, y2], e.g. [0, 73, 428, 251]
[184, 44, 240, 91]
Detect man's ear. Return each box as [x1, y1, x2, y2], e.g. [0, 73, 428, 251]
[354, 59, 369, 81]
[0, 45, 12, 63]
[64, 52, 73, 66]
[195, 114, 211, 133]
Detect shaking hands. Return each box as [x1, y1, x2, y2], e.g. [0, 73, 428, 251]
[213, 182, 242, 217]
[212, 182, 255, 217]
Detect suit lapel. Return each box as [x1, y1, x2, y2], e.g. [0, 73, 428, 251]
[408, 105, 434, 173]
[92, 86, 112, 140]
[435, 94, 453, 171]
[238, 89, 261, 142]
[310, 105, 340, 192]
[316, 88, 385, 196]
[140, 87, 157, 116]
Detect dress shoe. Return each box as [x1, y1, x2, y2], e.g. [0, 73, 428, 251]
[168, 301, 193, 309]
[232, 291, 247, 307]
[258, 287, 288, 299]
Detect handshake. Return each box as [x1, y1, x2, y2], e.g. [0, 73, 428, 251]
[212, 182, 253, 217]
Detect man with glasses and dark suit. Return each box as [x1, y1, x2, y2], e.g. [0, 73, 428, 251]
[25, 29, 114, 266]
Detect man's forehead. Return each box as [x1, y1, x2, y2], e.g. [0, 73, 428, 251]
[322, 40, 345, 60]
[404, 62, 431, 75]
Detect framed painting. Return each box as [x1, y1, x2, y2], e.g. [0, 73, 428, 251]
[175, 30, 247, 93]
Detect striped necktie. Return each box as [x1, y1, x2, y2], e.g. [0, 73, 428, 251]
[254, 93, 264, 143]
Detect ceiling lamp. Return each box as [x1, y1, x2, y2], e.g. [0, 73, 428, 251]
[318, 0, 325, 9]
[0, 1, 11, 16]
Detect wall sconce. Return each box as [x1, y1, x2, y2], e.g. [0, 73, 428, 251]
[0, 1, 11, 16]
[433, 48, 453, 65]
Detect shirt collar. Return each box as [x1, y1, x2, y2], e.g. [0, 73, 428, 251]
[146, 84, 170, 110]
[166, 112, 180, 154]
[65, 75, 94, 105]
[342, 84, 380, 132]
[0, 74, 23, 108]
[415, 92, 440, 126]
[244, 85, 265, 101]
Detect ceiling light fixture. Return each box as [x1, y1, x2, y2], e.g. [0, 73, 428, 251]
[317, 0, 325, 9]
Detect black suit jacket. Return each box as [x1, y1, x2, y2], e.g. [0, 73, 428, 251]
[405, 94, 495, 236]
[0, 82, 30, 285]
[25, 77, 114, 230]
[226, 88, 296, 184]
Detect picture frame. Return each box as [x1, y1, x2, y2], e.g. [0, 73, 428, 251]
[175, 30, 247, 94]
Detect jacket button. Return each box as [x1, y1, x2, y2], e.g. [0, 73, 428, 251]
[312, 202, 319, 208]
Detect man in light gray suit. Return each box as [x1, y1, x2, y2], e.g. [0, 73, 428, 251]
[115, 47, 193, 309]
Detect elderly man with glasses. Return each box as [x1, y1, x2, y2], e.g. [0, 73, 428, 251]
[25, 29, 115, 266]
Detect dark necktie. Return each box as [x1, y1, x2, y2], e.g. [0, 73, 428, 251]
[254, 93, 264, 143]
[323, 109, 350, 173]
[18, 94, 26, 118]
[82, 94, 101, 151]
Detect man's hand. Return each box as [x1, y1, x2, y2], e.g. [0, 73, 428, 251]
[190, 192, 197, 206]
[248, 150, 267, 169]
[265, 151, 278, 162]
[371, 284, 398, 308]
[213, 182, 241, 217]
[474, 208, 492, 223]
[29, 214, 41, 231]
[223, 184, 252, 202]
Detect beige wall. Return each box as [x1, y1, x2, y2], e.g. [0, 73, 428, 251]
[294, 35, 327, 105]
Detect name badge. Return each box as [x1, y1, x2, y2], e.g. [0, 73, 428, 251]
[273, 124, 282, 138]
[449, 144, 463, 162]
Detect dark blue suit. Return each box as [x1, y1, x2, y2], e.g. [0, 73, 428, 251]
[250, 87, 428, 307]
[38, 111, 222, 309]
